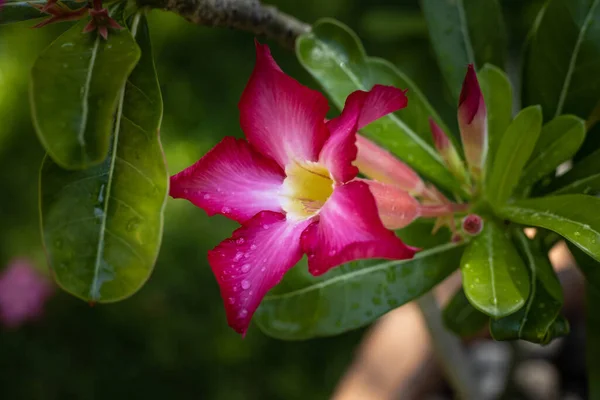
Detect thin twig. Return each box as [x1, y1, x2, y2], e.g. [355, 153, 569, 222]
[137, 0, 310, 48]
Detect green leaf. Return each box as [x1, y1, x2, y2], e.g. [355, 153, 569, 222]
[478, 64, 513, 172]
[460, 221, 530, 318]
[395, 219, 451, 249]
[522, 0, 600, 120]
[500, 195, 600, 262]
[39, 15, 167, 302]
[489, 230, 566, 344]
[546, 147, 600, 195]
[486, 105, 543, 206]
[421, 0, 507, 98]
[296, 18, 461, 194]
[0, 0, 78, 24]
[255, 242, 465, 340]
[518, 115, 586, 190]
[442, 288, 488, 337]
[31, 16, 141, 169]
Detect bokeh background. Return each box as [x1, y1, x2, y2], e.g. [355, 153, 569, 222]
[0, 0, 549, 399]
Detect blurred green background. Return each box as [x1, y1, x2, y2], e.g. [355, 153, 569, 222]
[0, 0, 543, 398]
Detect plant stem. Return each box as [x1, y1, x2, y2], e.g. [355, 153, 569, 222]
[416, 292, 479, 399]
[137, 0, 309, 49]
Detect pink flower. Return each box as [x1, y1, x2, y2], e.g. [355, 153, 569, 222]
[170, 41, 417, 335]
[0, 259, 54, 329]
[457, 64, 487, 182]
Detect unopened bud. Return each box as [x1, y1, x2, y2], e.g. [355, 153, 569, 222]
[458, 65, 488, 183]
[429, 118, 469, 186]
[363, 180, 419, 229]
[462, 214, 484, 236]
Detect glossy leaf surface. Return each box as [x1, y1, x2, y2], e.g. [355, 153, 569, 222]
[460, 221, 530, 318]
[0, 0, 81, 24]
[40, 15, 168, 302]
[296, 18, 461, 193]
[519, 115, 585, 190]
[442, 288, 488, 337]
[486, 106, 542, 206]
[500, 195, 600, 262]
[421, 0, 507, 98]
[255, 243, 465, 340]
[522, 0, 600, 120]
[478, 64, 512, 172]
[490, 231, 566, 344]
[31, 17, 141, 169]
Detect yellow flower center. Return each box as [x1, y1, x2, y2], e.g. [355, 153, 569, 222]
[280, 160, 334, 220]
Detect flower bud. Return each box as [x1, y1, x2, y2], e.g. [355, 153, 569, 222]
[458, 65, 488, 182]
[462, 214, 484, 236]
[429, 118, 469, 186]
[355, 135, 425, 195]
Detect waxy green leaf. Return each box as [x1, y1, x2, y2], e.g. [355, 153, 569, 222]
[500, 195, 600, 263]
[40, 15, 168, 302]
[421, 0, 507, 98]
[546, 147, 600, 195]
[0, 0, 82, 24]
[490, 231, 566, 344]
[460, 221, 530, 318]
[478, 64, 513, 172]
[522, 0, 600, 120]
[486, 106, 542, 206]
[255, 242, 465, 340]
[296, 18, 461, 194]
[31, 16, 141, 169]
[519, 115, 585, 190]
[442, 288, 488, 337]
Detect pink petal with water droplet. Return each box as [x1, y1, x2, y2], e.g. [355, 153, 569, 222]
[170, 137, 285, 224]
[321, 85, 408, 184]
[301, 181, 417, 276]
[239, 41, 330, 168]
[360, 179, 419, 230]
[208, 211, 312, 335]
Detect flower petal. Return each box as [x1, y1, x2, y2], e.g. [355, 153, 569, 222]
[321, 85, 408, 183]
[239, 41, 330, 168]
[170, 137, 285, 224]
[302, 181, 417, 276]
[355, 135, 425, 194]
[458, 64, 488, 181]
[361, 179, 420, 230]
[208, 211, 312, 335]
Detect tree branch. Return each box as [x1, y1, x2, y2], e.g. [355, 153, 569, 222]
[138, 0, 310, 49]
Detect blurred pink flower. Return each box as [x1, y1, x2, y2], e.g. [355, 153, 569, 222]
[0, 259, 54, 328]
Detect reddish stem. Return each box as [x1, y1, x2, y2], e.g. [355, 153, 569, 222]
[419, 203, 470, 218]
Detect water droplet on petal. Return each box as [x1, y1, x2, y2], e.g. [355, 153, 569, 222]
[328, 250, 337, 256]
[238, 309, 248, 318]
[260, 267, 266, 272]
[203, 193, 211, 200]
[228, 297, 236, 304]
[221, 206, 231, 214]
[262, 224, 269, 230]
[250, 244, 257, 250]
[241, 280, 251, 290]
[241, 264, 251, 273]
[233, 252, 243, 262]
[236, 238, 245, 245]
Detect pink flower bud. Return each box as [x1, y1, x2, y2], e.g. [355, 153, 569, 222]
[0, 259, 53, 329]
[429, 118, 469, 186]
[355, 135, 425, 195]
[362, 180, 420, 230]
[462, 214, 484, 236]
[458, 65, 488, 182]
